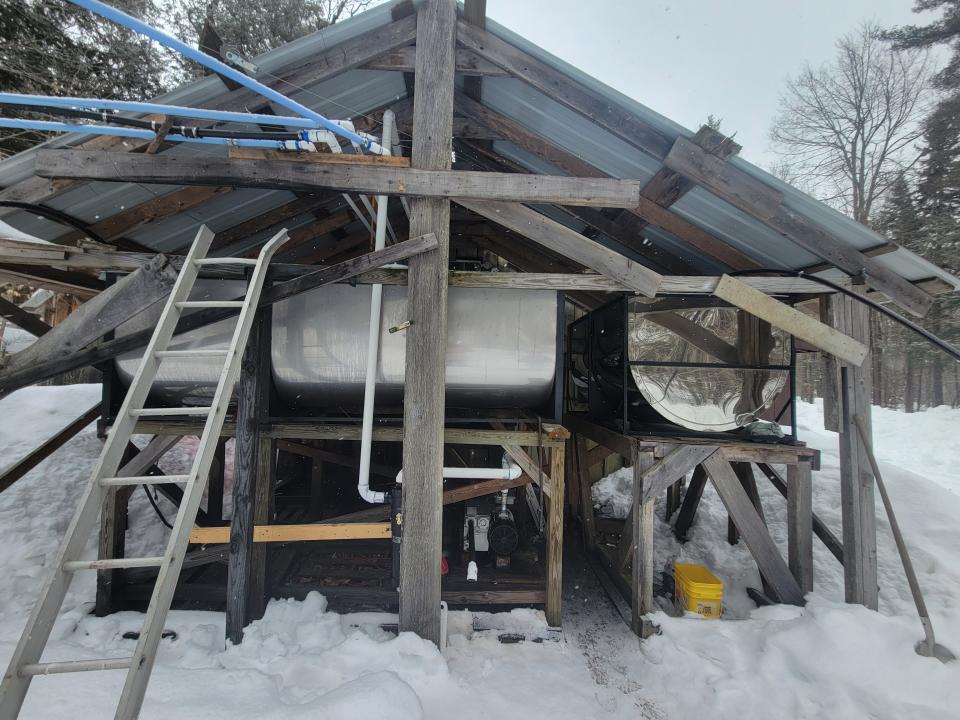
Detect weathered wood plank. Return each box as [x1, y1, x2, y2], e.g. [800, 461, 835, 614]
[228, 147, 411, 167]
[545, 442, 566, 626]
[225, 307, 270, 644]
[630, 444, 656, 633]
[399, 0, 457, 648]
[756, 462, 843, 564]
[0, 296, 51, 338]
[2, 254, 178, 376]
[363, 45, 507, 76]
[0, 404, 99, 495]
[36, 150, 646, 209]
[787, 461, 814, 593]
[713, 274, 868, 366]
[574, 435, 598, 550]
[458, 199, 662, 296]
[673, 465, 707, 541]
[640, 444, 718, 505]
[702, 453, 804, 605]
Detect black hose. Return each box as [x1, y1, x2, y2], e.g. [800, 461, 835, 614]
[0, 200, 108, 244]
[729, 269, 960, 364]
[142, 485, 173, 529]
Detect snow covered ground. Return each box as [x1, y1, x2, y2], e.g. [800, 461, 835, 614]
[0, 384, 958, 719]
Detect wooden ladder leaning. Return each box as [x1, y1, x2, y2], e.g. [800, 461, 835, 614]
[0, 226, 288, 720]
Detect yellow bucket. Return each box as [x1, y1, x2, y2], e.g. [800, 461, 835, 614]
[674, 563, 723, 619]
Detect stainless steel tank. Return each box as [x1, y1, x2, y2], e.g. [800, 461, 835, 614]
[115, 280, 558, 409]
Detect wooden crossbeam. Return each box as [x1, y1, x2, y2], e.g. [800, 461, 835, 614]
[713, 274, 868, 366]
[0, 404, 100, 494]
[457, 198, 662, 296]
[191, 522, 391, 544]
[702, 453, 804, 605]
[363, 45, 507, 76]
[2, 254, 178, 377]
[0, 296, 51, 337]
[228, 147, 411, 167]
[639, 444, 718, 505]
[36, 149, 647, 209]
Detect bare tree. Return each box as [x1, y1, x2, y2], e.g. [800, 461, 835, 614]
[770, 22, 933, 224]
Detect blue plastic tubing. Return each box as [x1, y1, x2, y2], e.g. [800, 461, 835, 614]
[65, 0, 385, 153]
[0, 92, 320, 129]
[0, 118, 289, 148]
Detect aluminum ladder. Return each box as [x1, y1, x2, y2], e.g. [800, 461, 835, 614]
[0, 226, 288, 719]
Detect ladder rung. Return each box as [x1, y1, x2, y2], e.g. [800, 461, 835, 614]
[130, 407, 212, 417]
[194, 258, 258, 266]
[63, 557, 164, 572]
[100, 474, 190, 487]
[175, 300, 244, 309]
[20, 658, 132, 676]
[155, 349, 229, 359]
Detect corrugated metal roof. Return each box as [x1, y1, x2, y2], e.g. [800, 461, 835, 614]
[0, 0, 956, 293]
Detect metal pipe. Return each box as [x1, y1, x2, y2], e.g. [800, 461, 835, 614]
[357, 110, 394, 504]
[0, 91, 322, 129]
[0, 118, 289, 148]
[65, 0, 385, 153]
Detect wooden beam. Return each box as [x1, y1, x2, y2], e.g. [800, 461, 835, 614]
[0, 263, 102, 297]
[0, 296, 51, 337]
[457, 199, 662, 296]
[702, 453, 804, 605]
[663, 136, 933, 317]
[462, 0, 488, 101]
[206, 195, 330, 253]
[2, 254, 178, 377]
[545, 441, 566, 626]
[0, 235, 438, 396]
[787, 461, 814, 593]
[399, 0, 457, 647]
[36, 150, 648, 209]
[673, 465, 708, 541]
[191, 522, 390, 544]
[756, 462, 843, 564]
[60, 186, 230, 245]
[228, 147, 411, 167]
[226, 306, 271, 644]
[453, 94, 753, 271]
[639, 444, 718, 505]
[363, 45, 507, 76]
[456, 19, 673, 160]
[644, 311, 740, 365]
[630, 444, 656, 634]
[0, 404, 99, 495]
[713, 274, 868, 366]
[574, 435, 598, 550]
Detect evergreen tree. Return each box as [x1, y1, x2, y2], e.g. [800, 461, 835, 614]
[166, 0, 376, 78]
[0, 0, 177, 158]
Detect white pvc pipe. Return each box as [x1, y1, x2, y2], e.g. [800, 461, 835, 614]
[395, 464, 523, 484]
[357, 110, 395, 504]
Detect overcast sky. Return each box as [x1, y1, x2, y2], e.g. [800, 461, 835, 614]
[483, 0, 934, 168]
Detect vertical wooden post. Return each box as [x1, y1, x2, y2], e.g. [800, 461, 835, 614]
[399, 0, 457, 646]
[545, 441, 566, 627]
[830, 293, 878, 609]
[207, 438, 226, 523]
[249, 435, 276, 619]
[630, 442, 657, 635]
[573, 435, 597, 551]
[226, 306, 271, 644]
[95, 484, 132, 616]
[787, 460, 814, 594]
